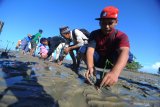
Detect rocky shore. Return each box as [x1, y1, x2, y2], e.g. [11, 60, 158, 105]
[0, 50, 159, 107]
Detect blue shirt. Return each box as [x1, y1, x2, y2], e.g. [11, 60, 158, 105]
[25, 36, 31, 42]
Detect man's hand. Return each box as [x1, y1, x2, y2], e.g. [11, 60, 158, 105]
[41, 54, 48, 59]
[100, 47, 129, 87]
[85, 67, 96, 84]
[100, 71, 119, 87]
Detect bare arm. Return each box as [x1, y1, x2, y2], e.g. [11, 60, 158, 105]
[86, 47, 95, 69]
[100, 47, 129, 86]
[64, 44, 80, 54]
[86, 47, 95, 82]
[112, 47, 129, 76]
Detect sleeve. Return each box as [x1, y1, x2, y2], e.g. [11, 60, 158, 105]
[74, 29, 86, 46]
[88, 31, 96, 48]
[118, 33, 130, 48]
[47, 46, 56, 58]
[47, 41, 57, 58]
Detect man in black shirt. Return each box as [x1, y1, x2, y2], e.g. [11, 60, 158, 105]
[40, 36, 69, 60]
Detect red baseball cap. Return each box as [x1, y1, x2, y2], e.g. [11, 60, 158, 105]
[96, 6, 119, 20]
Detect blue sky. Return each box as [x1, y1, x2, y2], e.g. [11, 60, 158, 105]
[0, 0, 160, 74]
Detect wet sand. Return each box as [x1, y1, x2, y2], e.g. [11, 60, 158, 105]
[0, 51, 159, 107]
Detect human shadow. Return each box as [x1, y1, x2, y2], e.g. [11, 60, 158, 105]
[0, 60, 58, 107]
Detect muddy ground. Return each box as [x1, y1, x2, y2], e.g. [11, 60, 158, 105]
[0, 50, 159, 107]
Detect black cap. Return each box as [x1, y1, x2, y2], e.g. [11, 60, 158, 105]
[39, 29, 43, 33]
[40, 38, 47, 44]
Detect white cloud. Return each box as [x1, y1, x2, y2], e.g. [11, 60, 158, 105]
[139, 62, 160, 74]
[152, 62, 160, 69]
[139, 66, 157, 74]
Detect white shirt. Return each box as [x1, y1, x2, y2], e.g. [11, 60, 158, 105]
[70, 29, 88, 47]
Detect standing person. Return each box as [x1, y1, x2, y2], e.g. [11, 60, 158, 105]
[21, 34, 32, 54]
[85, 6, 130, 87]
[40, 36, 69, 61]
[30, 29, 43, 56]
[59, 26, 89, 71]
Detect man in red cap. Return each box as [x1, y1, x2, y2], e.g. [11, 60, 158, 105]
[85, 6, 130, 87]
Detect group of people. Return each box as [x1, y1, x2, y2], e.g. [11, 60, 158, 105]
[17, 6, 130, 87]
[15, 29, 43, 56]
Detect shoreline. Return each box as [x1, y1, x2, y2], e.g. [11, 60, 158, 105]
[1, 48, 159, 75]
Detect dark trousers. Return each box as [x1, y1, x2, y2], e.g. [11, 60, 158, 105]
[78, 45, 119, 68]
[69, 46, 80, 68]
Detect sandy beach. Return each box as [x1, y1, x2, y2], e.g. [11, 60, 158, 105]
[0, 50, 159, 107]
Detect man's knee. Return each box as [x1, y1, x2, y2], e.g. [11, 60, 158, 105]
[78, 45, 87, 54]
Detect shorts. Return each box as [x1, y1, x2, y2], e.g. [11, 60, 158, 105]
[31, 40, 37, 49]
[78, 44, 99, 66]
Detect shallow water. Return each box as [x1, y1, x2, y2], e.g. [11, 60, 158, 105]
[0, 52, 160, 107]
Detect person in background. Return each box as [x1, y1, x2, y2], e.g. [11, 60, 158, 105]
[21, 34, 32, 54]
[15, 40, 22, 50]
[39, 36, 69, 62]
[59, 26, 88, 71]
[30, 29, 43, 56]
[39, 43, 48, 58]
[49, 42, 69, 63]
[85, 6, 130, 87]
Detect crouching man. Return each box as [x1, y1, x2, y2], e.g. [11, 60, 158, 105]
[59, 26, 89, 71]
[40, 36, 68, 61]
[85, 6, 130, 87]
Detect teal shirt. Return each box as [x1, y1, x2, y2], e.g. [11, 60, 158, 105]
[32, 33, 42, 43]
